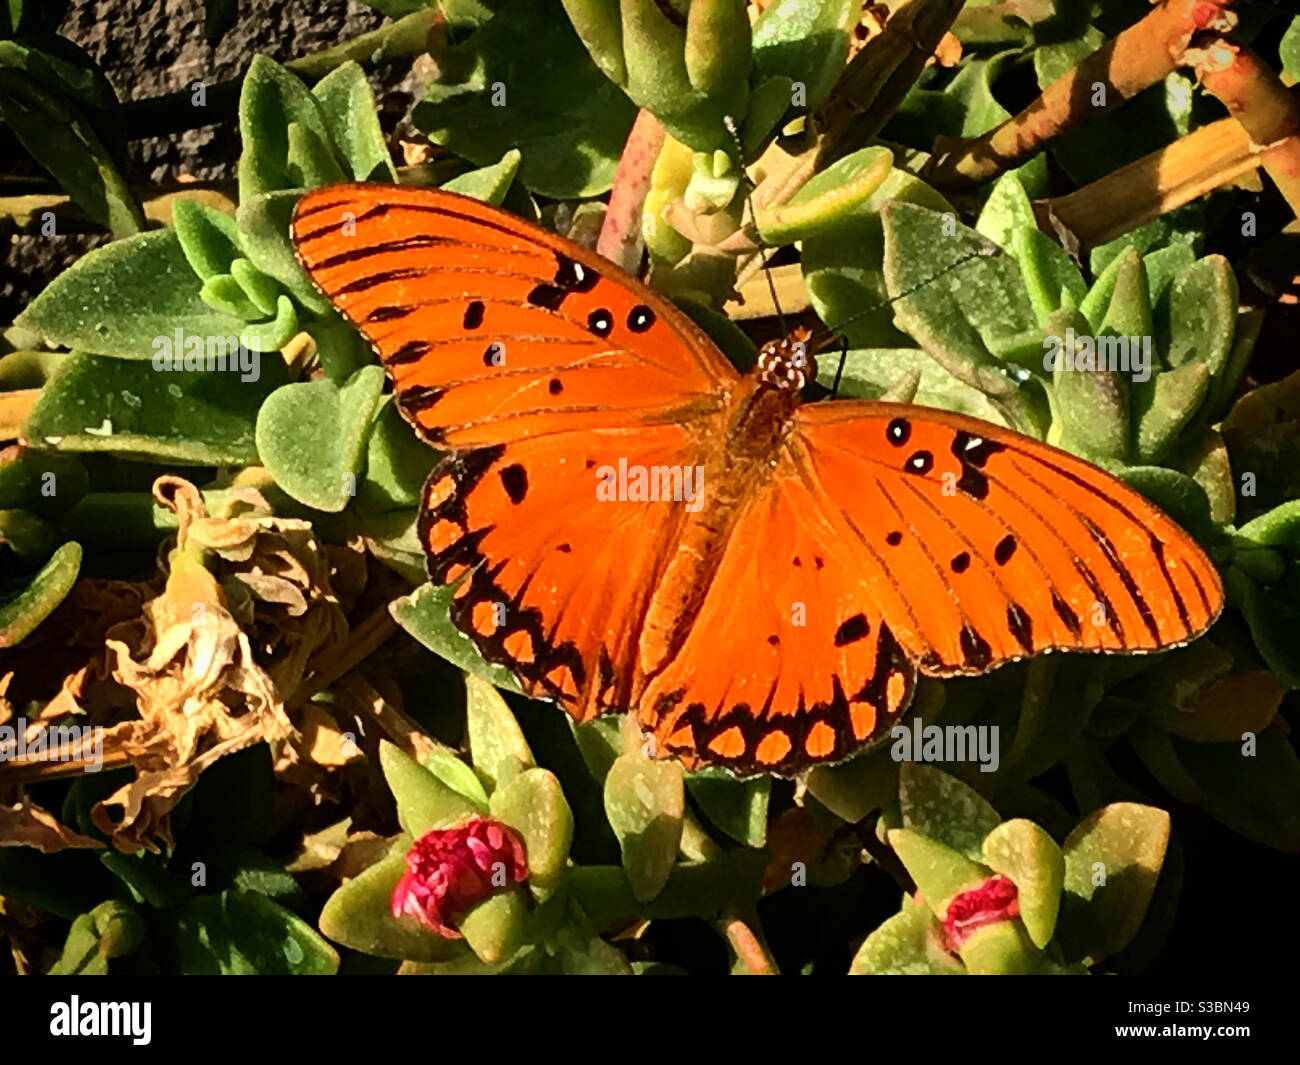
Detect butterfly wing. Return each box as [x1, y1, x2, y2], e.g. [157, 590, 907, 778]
[637, 465, 916, 777]
[789, 401, 1223, 673]
[292, 183, 740, 724]
[292, 183, 737, 448]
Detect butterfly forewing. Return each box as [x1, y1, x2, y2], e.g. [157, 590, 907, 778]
[292, 184, 736, 448]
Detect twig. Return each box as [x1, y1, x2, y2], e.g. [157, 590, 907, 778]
[287, 602, 400, 712]
[926, 0, 1238, 189]
[1032, 111, 1263, 249]
[1193, 40, 1300, 220]
[720, 909, 780, 975]
[597, 109, 665, 273]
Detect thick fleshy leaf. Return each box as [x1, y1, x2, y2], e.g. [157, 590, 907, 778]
[898, 763, 1002, 863]
[466, 673, 535, 792]
[318, 843, 469, 963]
[882, 201, 1037, 401]
[802, 163, 952, 349]
[684, 770, 770, 848]
[172, 889, 339, 974]
[389, 582, 523, 691]
[441, 149, 523, 204]
[238, 55, 341, 198]
[17, 230, 254, 359]
[47, 900, 144, 975]
[490, 767, 574, 895]
[849, 896, 962, 975]
[751, 0, 860, 114]
[255, 364, 386, 511]
[888, 827, 990, 919]
[981, 818, 1064, 949]
[380, 741, 483, 836]
[0, 540, 79, 647]
[25, 351, 288, 465]
[604, 752, 684, 902]
[416, 1, 637, 197]
[756, 146, 894, 245]
[1056, 803, 1170, 963]
[312, 61, 397, 183]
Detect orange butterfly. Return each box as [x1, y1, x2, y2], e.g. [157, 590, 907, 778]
[291, 184, 1223, 778]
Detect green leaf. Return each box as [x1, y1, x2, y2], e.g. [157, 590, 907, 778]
[751, 0, 859, 114]
[685, 770, 770, 847]
[357, 399, 438, 512]
[172, 199, 244, 281]
[1131, 363, 1209, 465]
[849, 897, 962, 975]
[898, 762, 1003, 862]
[312, 61, 397, 182]
[882, 201, 1036, 402]
[490, 767, 574, 896]
[48, 900, 143, 975]
[17, 230, 254, 359]
[1166, 255, 1236, 378]
[1116, 466, 1214, 544]
[415, 0, 638, 197]
[757, 146, 894, 245]
[319, 844, 469, 963]
[25, 350, 288, 466]
[389, 581, 523, 691]
[981, 818, 1065, 949]
[423, 748, 492, 812]
[441, 149, 523, 204]
[381, 741, 483, 836]
[172, 889, 338, 974]
[0, 450, 88, 515]
[604, 752, 684, 902]
[466, 673, 535, 792]
[1282, 16, 1300, 84]
[802, 162, 952, 349]
[888, 827, 990, 918]
[1057, 802, 1170, 963]
[0, 539, 79, 647]
[1224, 568, 1300, 690]
[0, 57, 142, 237]
[458, 885, 529, 964]
[238, 55, 341, 199]
[255, 364, 386, 511]
[816, 347, 1007, 423]
[236, 191, 333, 315]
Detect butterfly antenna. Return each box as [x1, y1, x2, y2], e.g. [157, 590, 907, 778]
[724, 115, 786, 337]
[830, 334, 848, 399]
[815, 241, 1003, 352]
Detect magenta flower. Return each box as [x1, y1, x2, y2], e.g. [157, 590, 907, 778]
[391, 818, 529, 938]
[942, 875, 1020, 952]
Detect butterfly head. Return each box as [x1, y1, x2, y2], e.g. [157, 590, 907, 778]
[756, 326, 817, 394]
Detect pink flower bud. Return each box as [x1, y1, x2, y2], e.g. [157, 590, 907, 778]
[942, 875, 1020, 952]
[391, 818, 528, 938]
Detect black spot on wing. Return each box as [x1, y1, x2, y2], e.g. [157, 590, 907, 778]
[499, 463, 528, 504]
[833, 614, 871, 646]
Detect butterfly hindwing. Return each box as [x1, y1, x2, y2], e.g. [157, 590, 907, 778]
[292, 184, 736, 448]
[424, 421, 720, 723]
[791, 401, 1223, 674]
[637, 465, 916, 777]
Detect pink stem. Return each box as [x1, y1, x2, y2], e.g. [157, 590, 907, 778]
[596, 108, 666, 273]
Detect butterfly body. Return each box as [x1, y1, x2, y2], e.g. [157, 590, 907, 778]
[292, 183, 1225, 778]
